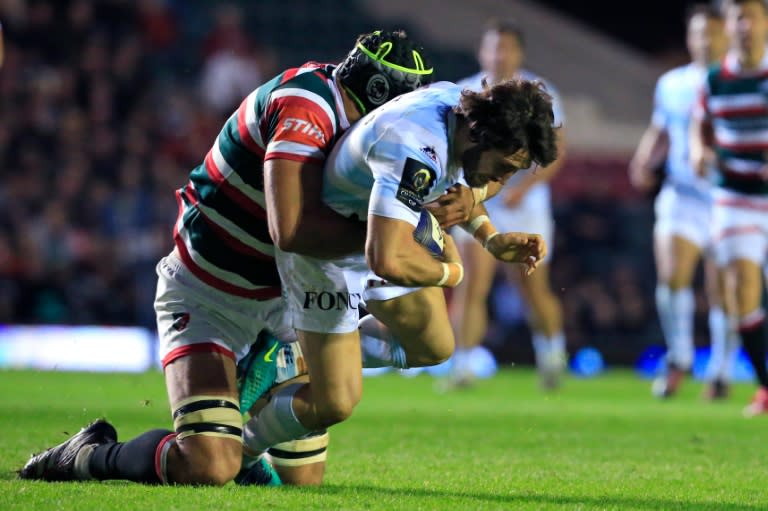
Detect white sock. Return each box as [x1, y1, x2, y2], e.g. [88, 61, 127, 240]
[656, 284, 675, 361]
[669, 288, 694, 369]
[550, 332, 566, 356]
[715, 324, 741, 382]
[533, 332, 566, 368]
[358, 315, 408, 369]
[451, 348, 472, 376]
[707, 307, 728, 380]
[242, 383, 311, 454]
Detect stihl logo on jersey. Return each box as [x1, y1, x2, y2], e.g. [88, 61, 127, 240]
[282, 118, 325, 142]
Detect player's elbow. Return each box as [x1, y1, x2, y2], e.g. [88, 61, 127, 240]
[274, 234, 299, 253]
[270, 224, 300, 253]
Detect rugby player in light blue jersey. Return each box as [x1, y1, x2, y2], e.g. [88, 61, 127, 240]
[449, 19, 568, 390]
[241, 79, 560, 457]
[629, 5, 734, 399]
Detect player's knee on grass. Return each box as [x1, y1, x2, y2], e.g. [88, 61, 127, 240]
[174, 437, 242, 485]
[171, 395, 243, 485]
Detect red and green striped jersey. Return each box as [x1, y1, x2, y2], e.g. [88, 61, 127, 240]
[173, 62, 351, 299]
[695, 51, 768, 195]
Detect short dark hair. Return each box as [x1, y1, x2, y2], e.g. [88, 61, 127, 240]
[337, 30, 434, 115]
[456, 80, 558, 168]
[483, 18, 525, 48]
[685, 3, 722, 24]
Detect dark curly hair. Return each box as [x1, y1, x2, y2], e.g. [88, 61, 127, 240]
[456, 79, 558, 168]
[337, 30, 434, 115]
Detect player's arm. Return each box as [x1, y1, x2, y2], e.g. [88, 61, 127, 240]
[628, 124, 669, 191]
[366, 212, 464, 288]
[629, 75, 673, 190]
[262, 91, 366, 258]
[365, 153, 464, 287]
[264, 158, 366, 257]
[689, 86, 715, 177]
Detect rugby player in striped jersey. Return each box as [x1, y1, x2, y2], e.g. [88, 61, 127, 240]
[18, 30, 454, 487]
[691, 0, 768, 416]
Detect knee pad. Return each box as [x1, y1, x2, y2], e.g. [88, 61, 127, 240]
[268, 430, 329, 467]
[172, 395, 242, 442]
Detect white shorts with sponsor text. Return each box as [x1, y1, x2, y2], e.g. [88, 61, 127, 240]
[275, 248, 419, 334]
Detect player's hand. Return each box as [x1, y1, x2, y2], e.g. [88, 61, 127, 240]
[485, 232, 546, 275]
[423, 184, 474, 229]
[441, 232, 462, 265]
[503, 186, 527, 208]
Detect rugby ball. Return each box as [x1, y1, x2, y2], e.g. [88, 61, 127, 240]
[413, 209, 445, 257]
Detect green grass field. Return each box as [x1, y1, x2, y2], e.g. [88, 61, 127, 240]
[2, 368, 767, 510]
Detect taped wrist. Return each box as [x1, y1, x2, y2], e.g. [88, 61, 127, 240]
[483, 232, 500, 250]
[436, 262, 464, 287]
[462, 214, 498, 247]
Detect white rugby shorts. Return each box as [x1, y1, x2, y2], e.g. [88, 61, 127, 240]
[154, 252, 294, 368]
[275, 247, 419, 334]
[654, 183, 713, 249]
[711, 188, 768, 266]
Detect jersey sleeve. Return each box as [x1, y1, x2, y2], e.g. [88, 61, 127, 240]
[367, 127, 441, 227]
[263, 85, 337, 165]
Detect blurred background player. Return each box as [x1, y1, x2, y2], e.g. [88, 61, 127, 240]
[628, 5, 735, 399]
[691, 0, 768, 416]
[18, 30, 438, 487]
[447, 19, 568, 390]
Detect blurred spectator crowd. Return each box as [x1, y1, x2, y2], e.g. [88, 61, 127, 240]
[0, 0, 698, 362]
[0, 0, 274, 328]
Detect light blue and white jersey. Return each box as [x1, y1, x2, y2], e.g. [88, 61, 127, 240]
[652, 63, 712, 200]
[323, 82, 465, 226]
[456, 69, 564, 214]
